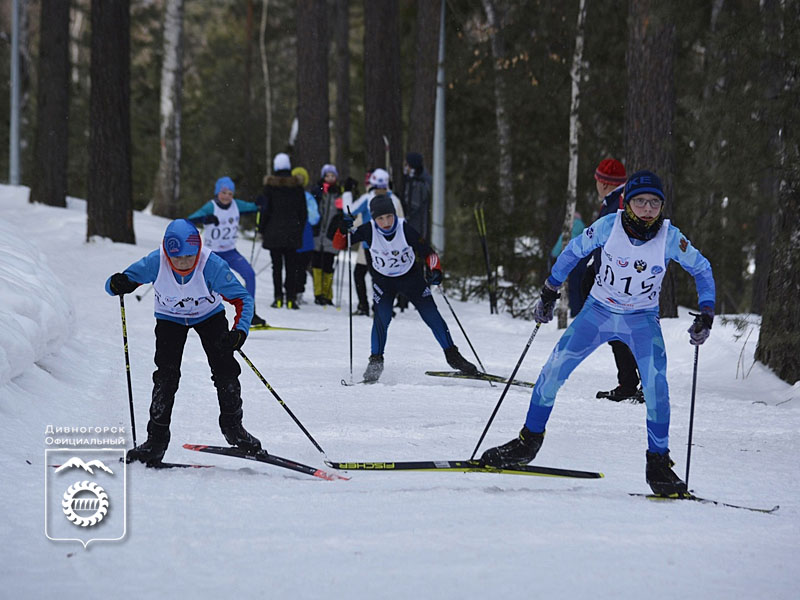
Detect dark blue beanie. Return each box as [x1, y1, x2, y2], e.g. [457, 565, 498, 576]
[406, 152, 424, 172]
[624, 170, 665, 203]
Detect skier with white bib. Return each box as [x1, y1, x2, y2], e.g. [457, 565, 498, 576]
[105, 219, 263, 465]
[187, 176, 266, 326]
[480, 171, 715, 496]
[333, 195, 477, 383]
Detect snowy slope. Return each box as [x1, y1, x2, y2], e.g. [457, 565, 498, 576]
[0, 184, 797, 599]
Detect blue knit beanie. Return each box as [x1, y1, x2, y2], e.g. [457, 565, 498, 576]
[623, 170, 665, 204]
[214, 176, 235, 195]
[320, 164, 339, 179]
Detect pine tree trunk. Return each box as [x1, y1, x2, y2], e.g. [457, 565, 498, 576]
[481, 0, 514, 217]
[87, 0, 135, 244]
[151, 0, 184, 219]
[259, 0, 273, 174]
[624, 0, 677, 317]
[751, 0, 783, 314]
[754, 163, 800, 384]
[296, 0, 331, 179]
[406, 0, 440, 172]
[556, 0, 587, 329]
[30, 0, 70, 208]
[364, 0, 403, 184]
[334, 0, 351, 179]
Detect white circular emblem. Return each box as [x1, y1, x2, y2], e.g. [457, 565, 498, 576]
[62, 481, 109, 527]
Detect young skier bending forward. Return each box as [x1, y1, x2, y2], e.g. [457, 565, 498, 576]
[105, 219, 263, 465]
[480, 171, 715, 496]
[333, 195, 477, 383]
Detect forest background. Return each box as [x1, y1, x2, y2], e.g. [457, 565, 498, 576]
[0, 0, 798, 384]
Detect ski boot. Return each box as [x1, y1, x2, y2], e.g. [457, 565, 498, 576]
[220, 415, 263, 455]
[270, 296, 284, 309]
[363, 354, 384, 383]
[597, 385, 644, 403]
[251, 313, 267, 327]
[444, 345, 479, 375]
[126, 423, 170, 466]
[286, 297, 300, 310]
[480, 426, 545, 468]
[353, 302, 370, 317]
[645, 450, 688, 496]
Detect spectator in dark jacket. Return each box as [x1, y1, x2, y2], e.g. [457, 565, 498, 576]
[257, 152, 308, 309]
[402, 152, 433, 242]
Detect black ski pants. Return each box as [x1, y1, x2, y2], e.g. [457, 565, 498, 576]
[150, 310, 242, 430]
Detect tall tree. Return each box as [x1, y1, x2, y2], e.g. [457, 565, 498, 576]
[151, 0, 184, 219]
[364, 0, 402, 181]
[30, 0, 70, 208]
[87, 0, 135, 243]
[556, 0, 588, 329]
[296, 0, 330, 179]
[334, 0, 351, 179]
[259, 0, 273, 174]
[406, 0, 440, 170]
[751, 0, 783, 314]
[481, 0, 514, 217]
[624, 0, 677, 317]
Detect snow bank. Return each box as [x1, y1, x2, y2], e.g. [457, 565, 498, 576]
[0, 188, 74, 385]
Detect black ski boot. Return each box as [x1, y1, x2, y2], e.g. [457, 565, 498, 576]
[270, 296, 284, 309]
[220, 418, 263, 455]
[444, 345, 479, 375]
[251, 312, 267, 327]
[217, 379, 263, 455]
[353, 302, 369, 316]
[480, 426, 545, 468]
[126, 422, 170, 465]
[363, 354, 384, 383]
[597, 385, 644, 403]
[645, 450, 688, 496]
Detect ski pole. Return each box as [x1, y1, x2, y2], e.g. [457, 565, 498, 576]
[469, 323, 541, 460]
[474, 205, 497, 314]
[347, 229, 354, 384]
[237, 348, 327, 456]
[118, 296, 137, 446]
[135, 284, 153, 302]
[685, 315, 703, 488]
[439, 288, 493, 387]
[249, 212, 260, 264]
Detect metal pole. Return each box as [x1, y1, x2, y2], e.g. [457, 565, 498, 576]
[431, 0, 446, 253]
[9, 0, 21, 185]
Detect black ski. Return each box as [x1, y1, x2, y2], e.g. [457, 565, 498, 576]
[54, 460, 214, 470]
[425, 370, 535, 389]
[325, 459, 603, 479]
[630, 492, 779, 514]
[183, 444, 348, 481]
[250, 324, 328, 333]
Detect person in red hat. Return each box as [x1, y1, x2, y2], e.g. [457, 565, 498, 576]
[582, 158, 643, 403]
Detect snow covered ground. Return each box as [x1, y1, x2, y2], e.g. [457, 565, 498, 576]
[0, 184, 797, 599]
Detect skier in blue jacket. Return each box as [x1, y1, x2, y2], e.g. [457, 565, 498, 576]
[105, 219, 262, 465]
[480, 171, 716, 496]
[187, 176, 266, 326]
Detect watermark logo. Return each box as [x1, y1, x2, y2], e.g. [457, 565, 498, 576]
[45, 449, 126, 548]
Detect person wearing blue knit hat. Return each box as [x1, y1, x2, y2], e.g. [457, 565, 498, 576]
[105, 219, 263, 465]
[187, 176, 266, 326]
[480, 170, 716, 498]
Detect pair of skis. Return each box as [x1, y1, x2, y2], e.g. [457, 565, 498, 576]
[126, 446, 777, 513]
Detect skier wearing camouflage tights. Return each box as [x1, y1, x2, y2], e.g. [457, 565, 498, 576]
[480, 171, 716, 496]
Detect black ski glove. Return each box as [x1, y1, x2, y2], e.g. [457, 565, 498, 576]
[109, 273, 139, 296]
[203, 214, 220, 226]
[533, 281, 561, 324]
[218, 329, 247, 352]
[425, 265, 443, 286]
[688, 308, 714, 346]
[339, 213, 355, 234]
